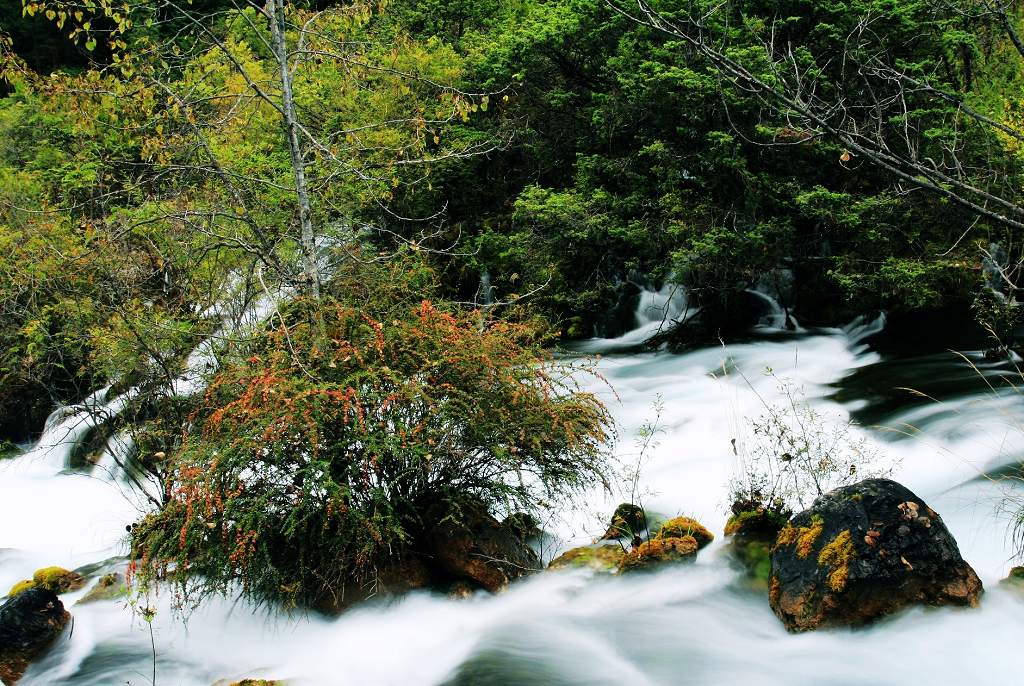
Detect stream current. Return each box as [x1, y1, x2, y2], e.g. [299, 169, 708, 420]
[2, 302, 1023, 685]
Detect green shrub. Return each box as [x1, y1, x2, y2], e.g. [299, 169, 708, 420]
[130, 259, 611, 610]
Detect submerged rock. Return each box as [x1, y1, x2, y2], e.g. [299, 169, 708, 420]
[0, 587, 70, 684]
[1000, 566, 1024, 590]
[76, 573, 127, 605]
[619, 536, 699, 572]
[769, 478, 982, 632]
[601, 503, 647, 540]
[547, 544, 625, 572]
[426, 509, 539, 593]
[655, 516, 714, 549]
[723, 504, 789, 591]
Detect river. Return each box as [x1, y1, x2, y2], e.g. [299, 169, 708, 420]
[2, 303, 1023, 685]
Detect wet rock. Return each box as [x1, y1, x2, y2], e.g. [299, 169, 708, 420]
[547, 544, 625, 572]
[211, 680, 284, 686]
[315, 556, 432, 613]
[446, 581, 478, 600]
[655, 516, 714, 549]
[426, 508, 539, 593]
[503, 512, 541, 541]
[76, 573, 127, 605]
[0, 587, 70, 684]
[619, 536, 698, 573]
[769, 478, 982, 632]
[601, 503, 647, 540]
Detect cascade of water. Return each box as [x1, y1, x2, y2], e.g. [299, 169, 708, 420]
[575, 280, 694, 353]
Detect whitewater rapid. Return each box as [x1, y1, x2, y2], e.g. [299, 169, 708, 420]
[3, 309, 1023, 685]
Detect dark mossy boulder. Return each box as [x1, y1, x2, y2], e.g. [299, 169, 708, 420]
[769, 478, 982, 632]
[619, 536, 699, 573]
[601, 503, 647, 540]
[426, 509, 539, 593]
[0, 587, 70, 684]
[655, 517, 714, 549]
[76, 573, 127, 605]
[547, 544, 625, 572]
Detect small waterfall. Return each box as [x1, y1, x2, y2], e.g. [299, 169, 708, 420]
[634, 281, 688, 329]
[844, 312, 888, 346]
[575, 279, 693, 353]
[479, 270, 494, 307]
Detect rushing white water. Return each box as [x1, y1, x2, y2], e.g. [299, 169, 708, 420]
[576, 281, 694, 353]
[3, 296, 1024, 685]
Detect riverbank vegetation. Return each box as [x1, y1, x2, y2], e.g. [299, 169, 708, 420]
[2, 0, 1024, 608]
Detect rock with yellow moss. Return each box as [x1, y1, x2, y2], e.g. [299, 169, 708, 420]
[211, 679, 285, 686]
[548, 544, 626, 572]
[618, 536, 699, 572]
[769, 478, 982, 632]
[7, 566, 86, 599]
[655, 516, 714, 549]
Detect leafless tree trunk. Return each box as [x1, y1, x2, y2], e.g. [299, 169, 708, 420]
[267, 0, 319, 297]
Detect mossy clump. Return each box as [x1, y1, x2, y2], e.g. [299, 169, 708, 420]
[776, 515, 824, 559]
[619, 536, 699, 572]
[818, 530, 855, 592]
[548, 544, 625, 572]
[656, 517, 714, 549]
[724, 507, 789, 538]
[7, 579, 34, 598]
[32, 566, 85, 593]
[601, 503, 647, 539]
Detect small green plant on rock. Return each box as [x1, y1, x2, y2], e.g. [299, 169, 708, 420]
[729, 376, 892, 518]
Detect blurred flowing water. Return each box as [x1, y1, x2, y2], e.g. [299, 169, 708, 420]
[3, 294, 1024, 685]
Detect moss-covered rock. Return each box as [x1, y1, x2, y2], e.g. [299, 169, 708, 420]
[7, 580, 34, 598]
[601, 502, 647, 540]
[769, 478, 982, 632]
[724, 507, 789, 539]
[547, 544, 625, 572]
[32, 567, 85, 594]
[7, 566, 86, 599]
[76, 573, 127, 605]
[655, 517, 714, 549]
[619, 536, 699, 572]
[211, 680, 284, 686]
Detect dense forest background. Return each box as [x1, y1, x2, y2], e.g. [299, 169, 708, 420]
[2, 0, 1023, 607]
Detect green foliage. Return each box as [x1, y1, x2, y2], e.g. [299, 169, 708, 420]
[130, 258, 610, 609]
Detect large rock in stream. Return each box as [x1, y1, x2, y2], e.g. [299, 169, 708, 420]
[769, 478, 982, 632]
[426, 509, 539, 592]
[0, 587, 70, 684]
